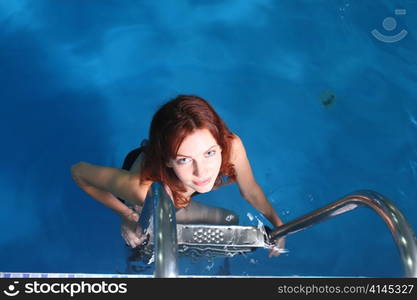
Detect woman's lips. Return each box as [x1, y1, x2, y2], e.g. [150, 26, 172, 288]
[193, 177, 211, 186]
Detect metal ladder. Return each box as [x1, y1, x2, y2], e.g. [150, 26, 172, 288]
[132, 182, 417, 277]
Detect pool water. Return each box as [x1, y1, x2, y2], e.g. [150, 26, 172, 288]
[0, 0, 416, 277]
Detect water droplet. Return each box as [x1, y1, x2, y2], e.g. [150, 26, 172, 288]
[246, 212, 254, 221]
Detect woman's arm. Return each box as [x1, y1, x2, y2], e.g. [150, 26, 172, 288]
[242, 183, 283, 227]
[71, 161, 143, 218]
[230, 135, 285, 257]
[230, 135, 283, 227]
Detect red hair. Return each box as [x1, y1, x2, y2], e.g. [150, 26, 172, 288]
[139, 95, 236, 208]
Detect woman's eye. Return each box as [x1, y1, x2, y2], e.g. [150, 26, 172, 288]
[207, 150, 216, 156]
[177, 158, 190, 164]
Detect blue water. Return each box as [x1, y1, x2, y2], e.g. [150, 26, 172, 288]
[1, 0, 416, 277]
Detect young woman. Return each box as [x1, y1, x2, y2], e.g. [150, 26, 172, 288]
[71, 95, 285, 257]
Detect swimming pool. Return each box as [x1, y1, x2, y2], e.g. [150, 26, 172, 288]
[1, 0, 416, 277]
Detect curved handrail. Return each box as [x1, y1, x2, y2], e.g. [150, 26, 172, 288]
[151, 182, 178, 277]
[269, 190, 417, 277]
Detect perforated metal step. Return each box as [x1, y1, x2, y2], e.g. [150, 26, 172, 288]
[129, 224, 270, 262]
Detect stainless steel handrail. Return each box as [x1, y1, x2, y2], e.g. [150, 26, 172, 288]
[150, 182, 178, 277]
[270, 190, 417, 277]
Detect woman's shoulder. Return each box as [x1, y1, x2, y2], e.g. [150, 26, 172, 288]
[230, 132, 243, 146]
[229, 132, 245, 162]
[230, 132, 239, 140]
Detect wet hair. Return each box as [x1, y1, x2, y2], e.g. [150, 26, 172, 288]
[139, 94, 237, 208]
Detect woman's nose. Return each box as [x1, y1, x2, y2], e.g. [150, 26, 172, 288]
[193, 160, 207, 177]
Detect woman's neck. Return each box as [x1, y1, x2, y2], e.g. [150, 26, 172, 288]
[182, 186, 195, 199]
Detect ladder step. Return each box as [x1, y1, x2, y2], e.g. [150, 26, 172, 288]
[177, 224, 267, 247]
[130, 225, 269, 261]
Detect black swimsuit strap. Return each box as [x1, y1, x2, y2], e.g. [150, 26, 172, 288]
[121, 147, 143, 171]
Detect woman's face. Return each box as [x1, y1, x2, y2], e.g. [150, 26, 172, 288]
[167, 128, 222, 196]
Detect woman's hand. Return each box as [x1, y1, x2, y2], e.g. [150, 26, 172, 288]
[120, 209, 147, 248]
[267, 221, 286, 258]
[268, 236, 286, 258]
